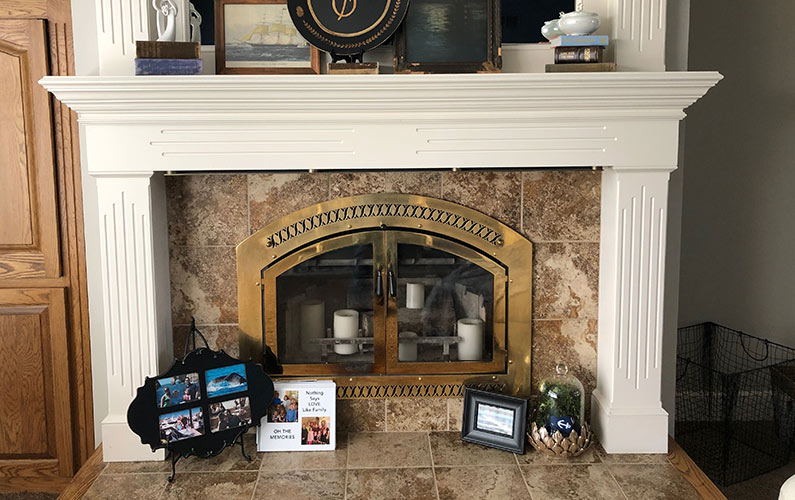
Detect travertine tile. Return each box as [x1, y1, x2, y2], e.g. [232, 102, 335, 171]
[522, 170, 601, 242]
[429, 431, 517, 466]
[531, 319, 598, 400]
[533, 242, 599, 320]
[441, 170, 522, 231]
[386, 398, 447, 431]
[259, 433, 347, 470]
[169, 246, 237, 325]
[329, 171, 442, 199]
[253, 469, 346, 499]
[594, 443, 670, 465]
[609, 464, 701, 499]
[248, 172, 330, 233]
[166, 174, 248, 246]
[161, 471, 257, 499]
[178, 433, 260, 471]
[102, 460, 169, 474]
[516, 444, 600, 465]
[83, 474, 168, 499]
[347, 432, 432, 468]
[447, 398, 464, 431]
[435, 466, 530, 499]
[173, 324, 241, 359]
[520, 464, 623, 499]
[346, 468, 437, 500]
[338, 399, 386, 432]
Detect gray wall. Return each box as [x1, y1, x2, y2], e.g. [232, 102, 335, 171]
[679, 0, 795, 347]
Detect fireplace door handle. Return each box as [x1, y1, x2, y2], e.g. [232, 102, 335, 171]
[387, 267, 396, 298]
[376, 266, 384, 298]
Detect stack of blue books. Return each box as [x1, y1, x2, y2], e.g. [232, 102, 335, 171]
[134, 41, 202, 75]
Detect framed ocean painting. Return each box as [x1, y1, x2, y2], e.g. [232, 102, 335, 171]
[215, 0, 320, 74]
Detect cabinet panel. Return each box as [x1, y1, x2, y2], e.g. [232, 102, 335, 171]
[0, 20, 60, 279]
[0, 289, 73, 482]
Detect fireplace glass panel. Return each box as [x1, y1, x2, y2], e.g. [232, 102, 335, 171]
[395, 243, 494, 364]
[275, 244, 375, 367]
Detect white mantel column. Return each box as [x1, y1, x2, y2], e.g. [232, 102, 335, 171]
[592, 166, 674, 453]
[95, 173, 173, 461]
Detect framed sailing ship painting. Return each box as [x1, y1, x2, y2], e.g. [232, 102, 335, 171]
[215, 0, 321, 74]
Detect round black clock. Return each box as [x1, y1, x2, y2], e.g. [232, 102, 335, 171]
[287, 0, 410, 57]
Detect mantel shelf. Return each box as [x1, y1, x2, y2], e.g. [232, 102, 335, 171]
[41, 72, 722, 124]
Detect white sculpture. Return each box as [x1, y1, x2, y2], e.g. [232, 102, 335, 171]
[152, 0, 178, 42]
[189, 2, 202, 44]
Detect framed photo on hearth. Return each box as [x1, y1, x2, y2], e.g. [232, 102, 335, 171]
[394, 0, 502, 73]
[461, 387, 527, 454]
[214, 0, 321, 74]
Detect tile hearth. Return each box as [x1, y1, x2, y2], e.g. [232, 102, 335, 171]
[83, 432, 700, 499]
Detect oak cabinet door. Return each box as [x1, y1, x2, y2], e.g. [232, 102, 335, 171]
[0, 288, 74, 490]
[0, 19, 60, 280]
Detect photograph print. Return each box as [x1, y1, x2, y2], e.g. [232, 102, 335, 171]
[205, 363, 248, 398]
[159, 407, 204, 444]
[301, 416, 331, 445]
[267, 389, 299, 423]
[155, 373, 201, 408]
[216, 0, 320, 74]
[210, 397, 253, 433]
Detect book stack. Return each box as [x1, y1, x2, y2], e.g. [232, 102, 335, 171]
[135, 41, 202, 75]
[546, 35, 616, 73]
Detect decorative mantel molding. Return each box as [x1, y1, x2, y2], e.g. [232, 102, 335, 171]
[41, 72, 720, 459]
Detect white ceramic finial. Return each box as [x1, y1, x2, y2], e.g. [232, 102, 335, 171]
[152, 0, 178, 42]
[575, 0, 584, 12]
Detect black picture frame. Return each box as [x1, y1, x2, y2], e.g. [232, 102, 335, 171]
[127, 345, 273, 480]
[394, 0, 501, 74]
[461, 387, 527, 454]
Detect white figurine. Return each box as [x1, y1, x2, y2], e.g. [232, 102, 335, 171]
[189, 2, 202, 44]
[152, 0, 178, 42]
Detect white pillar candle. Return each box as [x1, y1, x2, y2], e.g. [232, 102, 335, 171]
[333, 309, 359, 355]
[398, 331, 419, 362]
[300, 300, 325, 355]
[406, 283, 425, 309]
[457, 318, 484, 361]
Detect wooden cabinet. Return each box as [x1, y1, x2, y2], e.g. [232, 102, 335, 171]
[0, 2, 93, 493]
[0, 289, 73, 490]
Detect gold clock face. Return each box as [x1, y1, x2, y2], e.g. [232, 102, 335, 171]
[289, 0, 409, 55]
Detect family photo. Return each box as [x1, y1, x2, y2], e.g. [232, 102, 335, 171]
[209, 397, 252, 433]
[155, 373, 200, 408]
[205, 363, 248, 398]
[301, 416, 330, 445]
[267, 390, 298, 423]
[159, 407, 204, 444]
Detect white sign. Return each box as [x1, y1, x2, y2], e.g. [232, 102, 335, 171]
[257, 380, 336, 452]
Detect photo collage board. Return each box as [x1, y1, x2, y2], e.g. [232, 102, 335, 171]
[258, 380, 336, 452]
[156, 362, 254, 445]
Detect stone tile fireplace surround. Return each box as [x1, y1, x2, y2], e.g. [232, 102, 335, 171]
[42, 72, 720, 461]
[166, 170, 600, 431]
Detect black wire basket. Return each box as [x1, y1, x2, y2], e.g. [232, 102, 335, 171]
[676, 322, 795, 486]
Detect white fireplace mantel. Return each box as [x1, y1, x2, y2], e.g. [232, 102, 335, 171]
[42, 72, 720, 461]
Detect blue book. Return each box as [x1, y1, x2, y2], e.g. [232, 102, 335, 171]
[134, 58, 202, 75]
[550, 35, 609, 47]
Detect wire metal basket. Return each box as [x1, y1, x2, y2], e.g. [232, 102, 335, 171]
[676, 322, 795, 486]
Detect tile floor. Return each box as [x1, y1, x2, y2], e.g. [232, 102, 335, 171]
[81, 431, 702, 499]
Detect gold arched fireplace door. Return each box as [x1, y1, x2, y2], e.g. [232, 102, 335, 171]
[237, 194, 533, 398]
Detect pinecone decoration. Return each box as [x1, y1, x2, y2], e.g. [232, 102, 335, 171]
[527, 421, 592, 457]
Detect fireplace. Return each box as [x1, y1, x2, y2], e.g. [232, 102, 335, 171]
[41, 72, 721, 459]
[237, 193, 533, 397]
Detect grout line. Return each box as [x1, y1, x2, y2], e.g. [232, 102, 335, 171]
[384, 398, 388, 432]
[428, 432, 440, 500]
[517, 462, 536, 500]
[603, 462, 630, 500]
